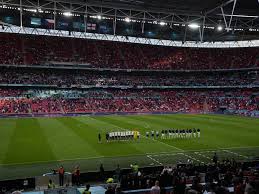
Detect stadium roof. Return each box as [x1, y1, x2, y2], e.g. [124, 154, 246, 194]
[2, 0, 259, 18]
[1, 0, 259, 42]
[73, 0, 259, 16]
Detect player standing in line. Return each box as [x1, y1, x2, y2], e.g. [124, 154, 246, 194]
[188, 129, 191, 138]
[165, 129, 168, 139]
[106, 132, 109, 142]
[189, 129, 192, 138]
[137, 131, 140, 140]
[98, 133, 102, 143]
[119, 131, 122, 141]
[197, 129, 201, 138]
[161, 130, 165, 139]
[122, 131, 126, 141]
[168, 130, 172, 139]
[110, 131, 114, 141]
[114, 131, 117, 140]
[131, 131, 134, 140]
[156, 131, 159, 139]
[146, 131, 149, 138]
[175, 129, 179, 139]
[151, 130, 155, 139]
[193, 128, 196, 138]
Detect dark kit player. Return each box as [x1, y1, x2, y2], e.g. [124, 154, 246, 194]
[106, 132, 109, 142]
[98, 133, 101, 143]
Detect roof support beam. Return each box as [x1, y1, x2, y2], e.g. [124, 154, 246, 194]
[221, 7, 228, 30]
[228, 0, 237, 30]
[200, 16, 206, 42]
[205, 0, 235, 15]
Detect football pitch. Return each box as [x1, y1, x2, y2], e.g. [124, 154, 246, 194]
[0, 114, 259, 180]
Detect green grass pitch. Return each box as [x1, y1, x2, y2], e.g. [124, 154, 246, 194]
[0, 114, 259, 180]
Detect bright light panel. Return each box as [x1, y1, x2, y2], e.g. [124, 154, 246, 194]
[188, 23, 200, 29]
[217, 25, 223, 31]
[63, 12, 72, 17]
[160, 22, 166, 26]
[125, 17, 131, 23]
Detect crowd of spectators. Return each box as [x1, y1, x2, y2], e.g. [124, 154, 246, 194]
[118, 159, 259, 194]
[0, 68, 258, 87]
[0, 33, 258, 70]
[0, 89, 258, 116]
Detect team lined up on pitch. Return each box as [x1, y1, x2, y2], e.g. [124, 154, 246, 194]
[98, 129, 201, 142]
[146, 129, 201, 139]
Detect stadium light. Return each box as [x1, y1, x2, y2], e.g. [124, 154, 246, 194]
[97, 15, 102, 20]
[125, 17, 131, 23]
[63, 12, 72, 17]
[160, 21, 166, 26]
[188, 23, 200, 29]
[217, 25, 223, 31]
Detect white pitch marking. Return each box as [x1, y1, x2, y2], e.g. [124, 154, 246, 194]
[223, 149, 249, 159]
[146, 155, 163, 165]
[180, 153, 204, 164]
[195, 152, 213, 161]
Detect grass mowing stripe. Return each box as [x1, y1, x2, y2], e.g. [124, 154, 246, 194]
[55, 117, 101, 156]
[0, 119, 16, 163]
[3, 118, 56, 164]
[39, 117, 99, 159]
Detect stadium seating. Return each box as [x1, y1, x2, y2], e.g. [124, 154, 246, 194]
[0, 89, 258, 116]
[0, 33, 258, 70]
[0, 33, 258, 118]
[0, 67, 258, 87]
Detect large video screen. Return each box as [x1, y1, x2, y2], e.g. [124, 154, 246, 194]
[31, 17, 41, 26]
[3, 16, 14, 24]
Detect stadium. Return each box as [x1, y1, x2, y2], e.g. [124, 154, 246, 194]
[0, 0, 259, 193]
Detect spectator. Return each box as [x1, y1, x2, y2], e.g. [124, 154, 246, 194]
[82, 184, 91, 194]
[48, 179, 55, 189]
[105, 185, 115, 194]
[100, 164, 105, 181]
[58, 166, 65, 186]
[151, 180, 161, 194]
[73, 165, 80, 186]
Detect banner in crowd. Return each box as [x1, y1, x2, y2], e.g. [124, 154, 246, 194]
[73, 22, 85, 31]
[87, 23, 96, 31]
[43, 19, 54, 28]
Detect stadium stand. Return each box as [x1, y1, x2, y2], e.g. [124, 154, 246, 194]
[2, 159, 259, 194]
[0, 67, 258, 87]
[0, 33, 259, 70]
[0, 89, 258, 117]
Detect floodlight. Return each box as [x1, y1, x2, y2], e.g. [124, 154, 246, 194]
[217, 25, 223, 31]
[125, 17, 131, 23]
[63, 12, 72, 17]
[160, 22, 166, 26]
[188, 23, 200, 29]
